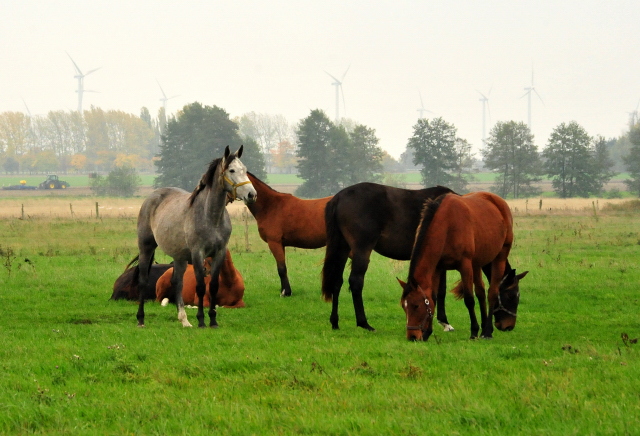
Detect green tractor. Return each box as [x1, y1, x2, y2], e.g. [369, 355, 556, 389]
[38, 175, 70, 190]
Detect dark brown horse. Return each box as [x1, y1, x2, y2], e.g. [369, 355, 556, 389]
[156, 249, 245, 308]
[321, 182, 514, 332]
[246, 172, 331, 297]
[400, 192, 527, 341]
[111, 256, 172, 301]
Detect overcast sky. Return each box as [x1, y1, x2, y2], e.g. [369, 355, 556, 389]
[2, 0, 639, 159]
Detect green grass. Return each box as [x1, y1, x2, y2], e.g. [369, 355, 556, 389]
[0, 210, 639, 434]
[0, 174, 157, 189]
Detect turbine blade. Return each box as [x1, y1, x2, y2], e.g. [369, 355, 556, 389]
[21, 98, 31, 116]
[476, 89, 487, 100]
[156, 79, 167, 98]
[519, 90, 530, 99]
[534, 89, 545, 106]
[83, 90, 100, 93]
[324, 71, 340, 83]
[419, 90, 425, 109]
[488, 85, 493, 97]
[487, 102, 493, 126]
[168, 95, 179, 100]
[341, 64, 351, 81]
[84, 67, 101, 76]
[66, 51, 83, 75]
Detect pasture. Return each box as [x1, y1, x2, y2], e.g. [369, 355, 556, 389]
[0, 198, 639, 435]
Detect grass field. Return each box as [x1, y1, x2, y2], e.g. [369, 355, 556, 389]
[0, 200, 639, 434]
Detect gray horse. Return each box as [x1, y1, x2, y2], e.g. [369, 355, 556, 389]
[136, 146, 256, 328]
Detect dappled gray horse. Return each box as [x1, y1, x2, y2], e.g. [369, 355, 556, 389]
[136, 146, 256, 328]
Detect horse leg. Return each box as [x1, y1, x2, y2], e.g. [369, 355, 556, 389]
[322, 243, 350, 331]
[436, 270, 454, 332]
[474, 267, 490, 339]
[460, 260, 480, 339]
[267, 241, 292, 297]
[171, 261, 191, 327]
[486, 249, 509, 338]
[136, 247, 156, 327]
[349, 250, 375, 331]
[207, 249, 227, 328]
[192, 254, 207, 328]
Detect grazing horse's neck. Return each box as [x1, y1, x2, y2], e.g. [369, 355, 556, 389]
[246, 174, 278, 217]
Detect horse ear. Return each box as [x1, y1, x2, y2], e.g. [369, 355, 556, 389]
[396, 277, 406, 288]
[516, 271, 529, 281]
[224, 146, 231, 160]
[500, 268, 516, 286]
[236, 145, 243, 158]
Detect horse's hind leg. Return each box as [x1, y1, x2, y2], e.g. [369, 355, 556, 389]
[435, 270, 454, 332]
[136, 245, 156, 327]
[207, 249, 227, 328]
[460, 260, 480, 339]
[322, 239, 350, 330]
[171, 261, 191, 327]
[267, 241, 292, 297]
[473, 267, 491, 339]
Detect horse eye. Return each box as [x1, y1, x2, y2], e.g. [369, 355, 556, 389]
[229, 169, 235, 173]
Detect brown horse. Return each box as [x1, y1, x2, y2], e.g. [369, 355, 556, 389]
[246, 172, 331, 297]
[111, 256, 172, 301]
[400, 192, 528, 341]
[156, 249, 245, 308]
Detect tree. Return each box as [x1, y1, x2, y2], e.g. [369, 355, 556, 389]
[592, 135, 617, 195]
[407, 117, 458, 188]
[450, 138, 474, 193]
[542, 121, 594, 198]
[90, 165, 141, 197]
[624, 124, 640, 196]
[2, 156, 19, 174]
[346, 124, 383, 185]
[154, 102, 265, 190]
[483, 121, 541, 198]
[295, 110, 337, 197]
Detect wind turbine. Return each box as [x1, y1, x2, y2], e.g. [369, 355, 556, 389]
[477, 87, 492, 145]
[417, 90, 433, 119]
[627, 99, 640, 126]
[156, 80, 179, 114]
[520, 67, 544, 129]
[66, 52, 100, 115]
[21, 98, 32, 118]
[324, 65, 350, 123]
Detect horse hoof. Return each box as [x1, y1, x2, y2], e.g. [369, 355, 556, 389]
[358, 324, 376, 332]
[480, 335, 493, 340]
[210, 324, 219, 329]
[161, 298, 169, 307]
[331, 325, 339, 330]
[182, 322, 193, 328]
[137, 323, 145, 328]
[280, 290, 291, 297]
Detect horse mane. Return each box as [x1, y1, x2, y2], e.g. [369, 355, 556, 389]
[403, 193, 451, 298]
[188, 156, 231, 206]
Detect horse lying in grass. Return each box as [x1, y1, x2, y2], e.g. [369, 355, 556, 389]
[399, 191, 528, 341]
[136, 146, 256, 328]
[246, 172, 331, 297]
[111, 256, 172, 301]
[156, 249, 245, 308]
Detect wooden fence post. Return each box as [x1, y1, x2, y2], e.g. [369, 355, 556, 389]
[95, 202, 99, 219]
[243, 208, 250, 252]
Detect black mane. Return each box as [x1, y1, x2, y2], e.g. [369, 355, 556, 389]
[188, 156, 232, 206]
[403, 193, 450, 297]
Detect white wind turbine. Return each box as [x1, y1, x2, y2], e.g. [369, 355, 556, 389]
[417, 90, 433, 119]
[520, 67, 544, 129]
[477, 87, 492, 145]
[66, 52, 100, 115]
[156, 80, 179, 114]
[324, 65, 350, 123]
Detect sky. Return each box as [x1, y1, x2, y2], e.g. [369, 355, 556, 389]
[2, 0, 640, 159]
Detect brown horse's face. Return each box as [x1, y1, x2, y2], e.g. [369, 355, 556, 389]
[493, 270, 528, 331]
[398, 279, 434, 341]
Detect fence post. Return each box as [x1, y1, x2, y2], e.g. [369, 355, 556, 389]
[70, 203, 74, 218]
[21, 204, 24, 220]
[539, 199, 542, 210]
[95, 202, 99, 219]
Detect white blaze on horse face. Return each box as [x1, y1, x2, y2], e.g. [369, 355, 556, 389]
[225, 159, 257, 202]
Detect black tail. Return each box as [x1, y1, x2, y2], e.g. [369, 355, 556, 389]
[321, 197, 348, 302]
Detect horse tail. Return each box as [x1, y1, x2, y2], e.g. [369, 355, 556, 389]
[450, 281, 465, 300]
[124, 255, 139, 272]
[321, 197, 347, 302]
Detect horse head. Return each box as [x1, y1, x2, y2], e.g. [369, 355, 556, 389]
[222, 145, 257, 204]
[398, 278, 434, 341]
[493, 269, 528, 331]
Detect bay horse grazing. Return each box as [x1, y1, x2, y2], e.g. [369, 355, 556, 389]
[400, 192, 528, 341]
[136, 146, 256, 327]
[321, 182, 514, 332]
[156, 249, 245, 308]
[246, 172, 331, 297]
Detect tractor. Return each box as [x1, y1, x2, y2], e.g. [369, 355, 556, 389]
[38, 175, 70, 190]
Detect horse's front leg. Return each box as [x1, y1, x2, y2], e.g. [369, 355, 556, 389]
[171, 261, 191, 327]
[136, 251, 154, 327]
[436, 270, 454, 332]
[486, 254, 509, 338]
[473, 267, 490, 339]
[349, 250, 375, 331]
[267, 241, 292, 297]
[207, 249, 227, 328]
[191, 254, 208, 328]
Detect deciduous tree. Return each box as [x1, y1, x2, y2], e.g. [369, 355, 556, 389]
[407, 117, 458, 188]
